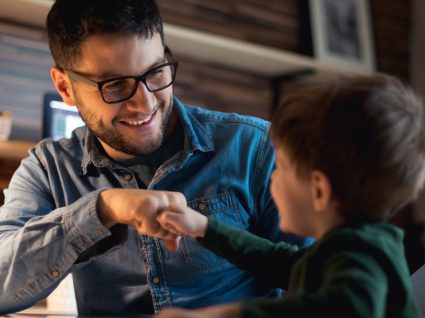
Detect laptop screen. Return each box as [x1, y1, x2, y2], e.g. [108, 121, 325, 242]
[42, 93, 85, 140]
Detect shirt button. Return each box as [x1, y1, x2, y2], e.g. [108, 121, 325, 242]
[152, 276, 160, 284]
[122, 174, 133, 182]
[198, 201, 207, 211]
[51, 270, 60, 278]
[95, 227, 104, 234]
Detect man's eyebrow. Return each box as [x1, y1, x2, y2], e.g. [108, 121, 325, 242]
[93, 56, 167, 80]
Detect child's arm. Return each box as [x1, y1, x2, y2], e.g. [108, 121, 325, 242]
[158, 203, 305, 289]
[157, 203, 208, 238]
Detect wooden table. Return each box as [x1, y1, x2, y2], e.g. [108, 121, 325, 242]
[0, 140, 36, 161]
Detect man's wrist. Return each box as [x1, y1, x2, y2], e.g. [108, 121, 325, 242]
[97, 190, 117, 228]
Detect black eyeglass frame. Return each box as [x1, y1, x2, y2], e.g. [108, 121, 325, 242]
[64, 60, 178, 104]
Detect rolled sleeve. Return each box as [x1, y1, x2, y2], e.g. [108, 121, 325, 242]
[63, 189, 111, 254]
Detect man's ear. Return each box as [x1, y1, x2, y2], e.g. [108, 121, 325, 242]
[310, 170, 332, 213]
[50, 67, 76, 106]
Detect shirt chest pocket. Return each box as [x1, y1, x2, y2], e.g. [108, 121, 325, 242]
[181, 190, 245, 272]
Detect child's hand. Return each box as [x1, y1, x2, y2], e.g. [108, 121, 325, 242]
[162, 236, 181, 253]
[157, 203, 208, 238]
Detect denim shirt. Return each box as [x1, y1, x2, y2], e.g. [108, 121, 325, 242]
[0, 98, 306, 315]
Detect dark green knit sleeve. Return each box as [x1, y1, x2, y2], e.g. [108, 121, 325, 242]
[239, 245, 421, 318]
[197, 218, 305, 288]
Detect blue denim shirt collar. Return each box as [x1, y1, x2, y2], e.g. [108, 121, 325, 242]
[80, 97, 214, 175]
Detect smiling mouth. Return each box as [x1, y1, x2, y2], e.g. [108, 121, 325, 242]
[119, 109, 157, 126]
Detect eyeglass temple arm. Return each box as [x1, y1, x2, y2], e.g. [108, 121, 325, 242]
[164, 44, 176, 62]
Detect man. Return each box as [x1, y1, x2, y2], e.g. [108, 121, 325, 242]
[0, 0, 307, 315]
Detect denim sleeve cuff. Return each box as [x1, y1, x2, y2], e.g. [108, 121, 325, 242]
[63, 189, 113, 254]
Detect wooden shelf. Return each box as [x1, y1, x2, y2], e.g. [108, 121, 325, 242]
[0, 0, 371, 79]
[164, 24, 369, 77]
[0, 140, 36, 161]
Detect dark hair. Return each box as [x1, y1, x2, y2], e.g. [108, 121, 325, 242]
[271, 74, 425, 222]
[46, 0, 164, 69]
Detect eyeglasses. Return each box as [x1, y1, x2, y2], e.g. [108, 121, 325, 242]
[65, 61, 178, 104]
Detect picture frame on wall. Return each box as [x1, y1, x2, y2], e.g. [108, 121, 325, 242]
[309, 0, 375, 72]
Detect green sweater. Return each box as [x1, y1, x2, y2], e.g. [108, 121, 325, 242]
[199, 220, 420, 318]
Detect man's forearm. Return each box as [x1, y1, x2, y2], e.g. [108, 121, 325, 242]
[0, 191, 110, 313]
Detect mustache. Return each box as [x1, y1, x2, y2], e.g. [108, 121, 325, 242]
[113, 103, 163, 122]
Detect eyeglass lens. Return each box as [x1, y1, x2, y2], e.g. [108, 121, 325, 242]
[101, 63, 176, 103]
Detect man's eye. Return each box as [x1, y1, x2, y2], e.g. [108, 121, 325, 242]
[148, 69, 164, 78]
[103, 79, 128, 91]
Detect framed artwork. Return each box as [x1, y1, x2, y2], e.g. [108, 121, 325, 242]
[309, 0, 375, 72]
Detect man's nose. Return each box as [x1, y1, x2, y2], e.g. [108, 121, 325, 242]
[126, 81, 157, 112]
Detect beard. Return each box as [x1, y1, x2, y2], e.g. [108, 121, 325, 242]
[74, 92, 174, 156]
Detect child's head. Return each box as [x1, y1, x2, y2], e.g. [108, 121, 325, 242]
[270, 74, 425, 225]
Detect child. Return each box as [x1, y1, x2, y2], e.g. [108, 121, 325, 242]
[156, 74, 425, 318]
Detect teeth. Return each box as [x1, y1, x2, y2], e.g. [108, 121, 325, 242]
[125, 115, 152, 126]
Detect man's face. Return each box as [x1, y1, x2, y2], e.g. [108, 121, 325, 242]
[66, 33, 174, 160]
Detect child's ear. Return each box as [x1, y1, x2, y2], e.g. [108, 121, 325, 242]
[50, 67, 76, 106]
[310, 170, 332, 213]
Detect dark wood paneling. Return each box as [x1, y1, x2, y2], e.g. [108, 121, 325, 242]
[0, 21, 56, 141]
[158, 0, 303, 52]
[160, 0, 412, 83]
[173, 56, 271, 119]
[371, 0, 412, 81]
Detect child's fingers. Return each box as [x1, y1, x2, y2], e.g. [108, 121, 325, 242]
[157, 212, 180, 232]
[157, 210, 179, 224]
[165, 202, 188, 213]
[163, 237, 181, 252]
[162, 221, 183, 235]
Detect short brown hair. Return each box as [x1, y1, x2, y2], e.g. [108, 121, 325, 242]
[47, 0, 164, 69]
[271, 74, 425, 222]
